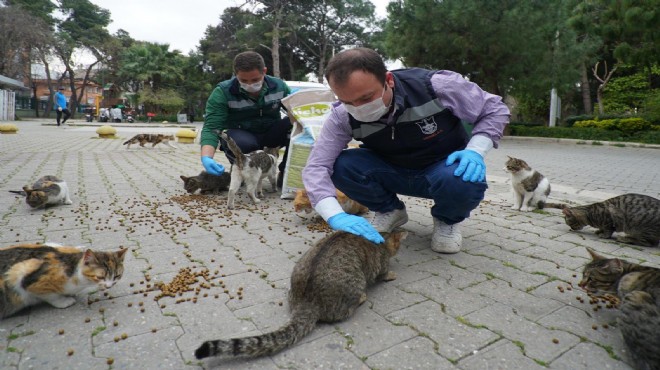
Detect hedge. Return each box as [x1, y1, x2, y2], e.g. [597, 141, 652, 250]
[573, 117, 652, 132]
[507, 125, 660, 145]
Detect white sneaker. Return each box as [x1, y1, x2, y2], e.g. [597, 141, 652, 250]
[371, 205, 408, 232]
[431, 218, 462, 254]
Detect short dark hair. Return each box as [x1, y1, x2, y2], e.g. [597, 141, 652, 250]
[233, 51, 265, 73]
[58, 87, 65, 90]
[324, 48, 387, 87]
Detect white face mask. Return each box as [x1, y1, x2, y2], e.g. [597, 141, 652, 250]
[240, 81, 263, 93]
[343, 84, 390, 122]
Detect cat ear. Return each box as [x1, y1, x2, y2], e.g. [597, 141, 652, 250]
[116, 248, 128, 260]
[586, 247, 605, 261]
[562, 208, 572, 217]
[83, 249, 97, 265]
[180, 175, 188, 181]
[606, 258, 624, 272]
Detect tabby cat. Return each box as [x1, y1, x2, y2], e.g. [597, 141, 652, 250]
[503, 156, 552, 211]
[195, 229, 408, 360]
[123, 134, 177, 149]
[294, 189, 369, 215]
[180, 171, 231, 194]
[8, 175, 73, 208]
[579, 247, 660, 370]
[557, 194, 660, 247]
[0, 243, 127, 319]
[220, 132, 279, 209]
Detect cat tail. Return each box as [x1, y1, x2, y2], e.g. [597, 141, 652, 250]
[194, 305, 319, 360]
[8, 190, 27, 196]
[220, 132, 246, 170]
[541, 202, 568, 210]
[122, 136, 135, 145]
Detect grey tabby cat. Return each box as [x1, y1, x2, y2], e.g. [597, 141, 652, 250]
[8, 175, 73, 208]
[1, 243, 127, 319]
[555, 194, 660, 247]
[180, 171, 231, 194]
[220, 131, 279, 209]
[503, 156, 553, 211]
[194, 230, 408, 360]
[579, 248, 660, 370]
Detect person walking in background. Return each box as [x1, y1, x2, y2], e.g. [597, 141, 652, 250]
[54, 87, 71, 126]
[199, 51, 292, 188]
[302, 47, 510, 253]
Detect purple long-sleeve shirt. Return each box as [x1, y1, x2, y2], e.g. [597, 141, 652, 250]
[302, 70, 510, 220]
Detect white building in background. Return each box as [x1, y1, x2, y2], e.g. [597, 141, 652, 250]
[0, 75, 28, 121]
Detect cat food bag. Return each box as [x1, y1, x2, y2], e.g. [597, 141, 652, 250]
[280, 88, 337, 199]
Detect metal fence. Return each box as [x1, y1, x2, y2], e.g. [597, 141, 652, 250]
[0, 89, 16, 121]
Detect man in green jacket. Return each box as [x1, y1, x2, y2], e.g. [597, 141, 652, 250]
[200, 51, 291, 187]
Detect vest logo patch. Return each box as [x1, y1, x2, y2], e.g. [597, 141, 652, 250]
[415, 117, 438, 135]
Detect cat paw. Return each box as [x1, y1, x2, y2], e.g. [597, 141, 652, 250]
[520, 206, 533, 212]
[64, 200, 73, 205]
[510, 205, 520, 210]
[48, 296, 77, 308]
[382, 271, 397, 281]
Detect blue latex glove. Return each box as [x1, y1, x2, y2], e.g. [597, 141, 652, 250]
[446, 149, 485, 183]
[201, 156, 225, 176]
[327, 212, 384, 244]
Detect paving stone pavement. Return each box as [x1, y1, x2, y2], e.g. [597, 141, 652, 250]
[0, 119, 659, 370]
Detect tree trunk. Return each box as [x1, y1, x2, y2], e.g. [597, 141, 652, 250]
[270, 6, 283, 78]
[580, 62, 592, 114]
[66, 67, 78, 118]
[596, 85, 604, 116]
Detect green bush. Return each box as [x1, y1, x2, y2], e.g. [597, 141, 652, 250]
[564, 114, 594, 127]
[617, 117, 651, 132]
[642, 91, 660, 124]
[507, 125, 660, 145]
[574, 117, 651, 132]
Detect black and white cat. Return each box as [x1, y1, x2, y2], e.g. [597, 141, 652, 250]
[503, 156, 551, 212]
[220, 132, 279, 209]
[9, 175, 73, 208]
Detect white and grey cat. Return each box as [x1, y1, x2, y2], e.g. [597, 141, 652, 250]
[503, 156, 552, 211]
[8, 175, 73, 208]
[220, 132, 279, 209]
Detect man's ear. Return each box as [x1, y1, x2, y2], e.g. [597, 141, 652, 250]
[263, 67, 267, 75]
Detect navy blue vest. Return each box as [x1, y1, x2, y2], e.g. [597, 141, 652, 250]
[349, 68, 468, 169]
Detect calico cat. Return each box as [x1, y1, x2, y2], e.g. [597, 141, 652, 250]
[579, 248, 660, 369]
[195, 229, 408, 360]
[8, 175, 73, 208]
[503, 156, 553, 211]
[293, 189, 369, 215]
[0, 243, 127, 319]
[556, 194, 660, 248]
[220, 132, 279, 209]
[180, 171, 231, 194]
[123, 134, 177, 149]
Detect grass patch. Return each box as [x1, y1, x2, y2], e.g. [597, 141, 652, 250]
[596, 343, 619, 360]
[7, 347, 19, 353]
[455, 316, 487, 329]
[91, 326, 106, 337]
[7, 330, 35, 340]
[591, 141, 603, 145]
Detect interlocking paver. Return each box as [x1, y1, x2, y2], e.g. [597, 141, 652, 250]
[1, 119, 659, 369]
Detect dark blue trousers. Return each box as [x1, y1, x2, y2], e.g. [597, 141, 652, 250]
[220, 117, 291, 172]
[331, 148, 487, 225]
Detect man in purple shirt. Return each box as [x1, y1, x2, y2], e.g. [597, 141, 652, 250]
[301, 48, 509, 253]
